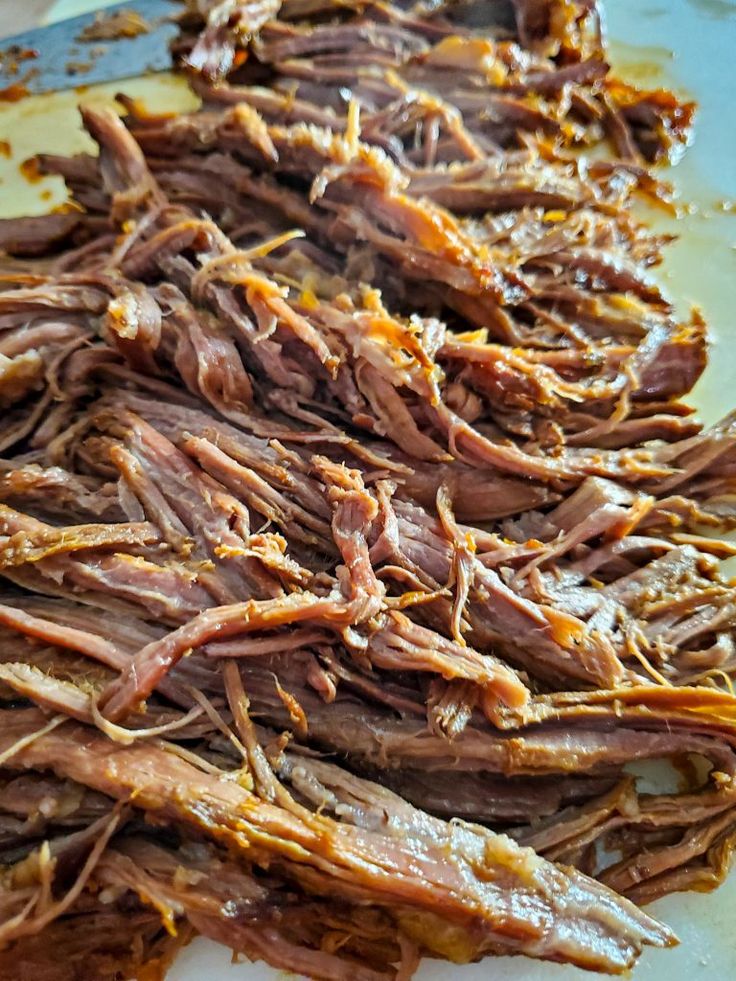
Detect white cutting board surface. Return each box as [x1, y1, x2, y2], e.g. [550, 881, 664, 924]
[1, 0, 736, 978]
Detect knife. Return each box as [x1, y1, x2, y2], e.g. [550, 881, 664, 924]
[0, 1, 181, 97]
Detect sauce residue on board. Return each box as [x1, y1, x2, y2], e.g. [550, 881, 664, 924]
[19, 157, 42, 183]
[0, 82, 28, 103]
[52, 201, 84, 215]
[608, 40, 675, 84]
[0, 61, 39, 102]
[0, 140, 11, 158]
[0, 45, 38, 74]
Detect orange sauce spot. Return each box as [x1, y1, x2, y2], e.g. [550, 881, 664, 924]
[0, 82, 28, 103]
[0, 140, 10, 158]
[40, 189, 52, 201]
[123, 97, 177, 123]
[52, 201, 84, 215]
[19, 157, 42, 183]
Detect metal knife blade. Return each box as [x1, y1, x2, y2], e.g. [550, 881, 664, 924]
[0, 1, 181, 97]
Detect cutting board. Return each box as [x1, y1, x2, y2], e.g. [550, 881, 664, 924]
[1, 1, 736, 978]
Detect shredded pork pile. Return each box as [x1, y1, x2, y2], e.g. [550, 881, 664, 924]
[1, 1, 735, 979]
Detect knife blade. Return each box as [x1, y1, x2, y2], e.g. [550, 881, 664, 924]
[0, 1, 181, 97]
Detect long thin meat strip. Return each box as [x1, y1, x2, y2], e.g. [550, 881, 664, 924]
[0, 708, 675, 973]
[0, 505, 161, 567]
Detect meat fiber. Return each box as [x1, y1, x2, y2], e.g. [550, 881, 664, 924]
[0, 2, 733, 980]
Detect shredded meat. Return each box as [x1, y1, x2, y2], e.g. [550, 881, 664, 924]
[0, 2, 732, 980]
